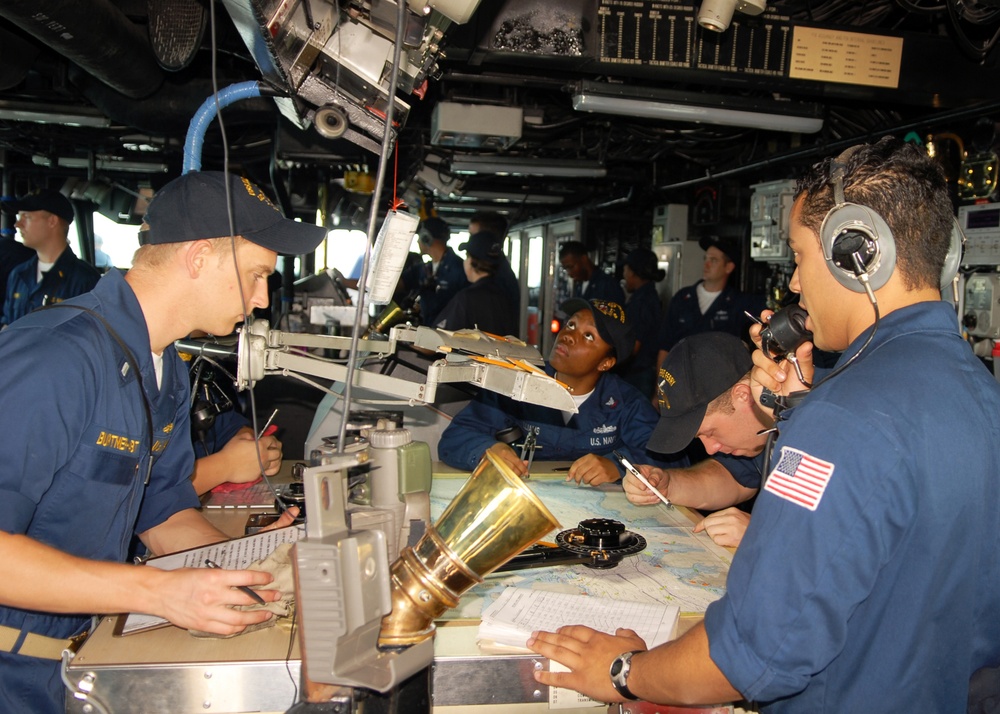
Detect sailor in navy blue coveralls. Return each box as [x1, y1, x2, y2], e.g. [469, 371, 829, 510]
[406, 245, 468, 326]
[0, 171, 324, 714]
[0, 270, 199, 712]
[439, 297, 687, 484]
[656, 281, 758, 353]
[2, 247, 100, 326]
[708, 302, 1000, 711]
[438, 361, 683, 477]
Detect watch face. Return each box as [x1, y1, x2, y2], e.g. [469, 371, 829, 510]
[610, 659, 624, 677]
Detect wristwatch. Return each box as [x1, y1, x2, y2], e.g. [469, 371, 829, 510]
[609, 650, 643, 701]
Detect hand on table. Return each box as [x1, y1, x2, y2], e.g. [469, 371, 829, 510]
[153, 566, 282, 636]
[564, 454, 619, 486]
[694, 507, 750, 548]
[527, 625, 647, 703]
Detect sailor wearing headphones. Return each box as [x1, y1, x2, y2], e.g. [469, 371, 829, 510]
[403, 216, 468, 325]
[527, 137, 1000, 712]
[0, 172, 325, 714]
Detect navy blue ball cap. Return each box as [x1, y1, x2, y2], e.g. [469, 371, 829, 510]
[142, 171, 326, 255]
[698, 235, 739, 264]
[1, 188, 74, 223]
[459, 230, 504, 265]
[560, 297, 635, 362]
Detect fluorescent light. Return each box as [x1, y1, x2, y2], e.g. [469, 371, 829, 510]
[32, 155, 169, 173]
[571, 81, 823, 134]
[0, 101, 112, 128]
[460, 191, 565, 205]
[450, 155, 607, 178]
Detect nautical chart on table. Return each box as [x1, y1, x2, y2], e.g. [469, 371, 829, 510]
[430, 476, 732, 619]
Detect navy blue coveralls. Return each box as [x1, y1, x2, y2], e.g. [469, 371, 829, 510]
[621, 280, 664, 395]
[578, 268, 625, 305]
[434, 275, 518, 336]
[656, 281, 764, 353]
[437, 364, 687, 476]
[0, 269, 199, 713]
[705, 302, 1000, 712]
[408, 247, 468, 326]
[2, 247, 100, 326]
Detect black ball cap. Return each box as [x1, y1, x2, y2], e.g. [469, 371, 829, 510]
[142, 171, 327, 255]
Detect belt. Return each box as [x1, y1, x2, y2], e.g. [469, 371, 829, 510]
[0, 624, 88, 661]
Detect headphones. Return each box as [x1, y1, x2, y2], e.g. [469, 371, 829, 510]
[819, 147, 897, 293]
[820, 145, 963, 293]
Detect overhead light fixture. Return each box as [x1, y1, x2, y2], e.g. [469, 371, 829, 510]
[459, 190, 565, 205]
[449, 155, 607, 178]
[31, 155, 170, 173]
[572, 80, 823, 134]
[698, 0, 766, 32]
[0, 100, 112, 128]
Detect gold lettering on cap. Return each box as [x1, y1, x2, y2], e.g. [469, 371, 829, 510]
[656, 369, 675, 410]
[239, 176, 278, 211]
[592, 299, 626, 324]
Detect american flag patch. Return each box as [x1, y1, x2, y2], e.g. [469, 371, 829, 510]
[764, 447, 835, 511]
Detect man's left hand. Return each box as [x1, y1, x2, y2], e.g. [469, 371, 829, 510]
[260, 506, 300, 532]
[527, 625, 647, 702]
[694, 507, 750, 548]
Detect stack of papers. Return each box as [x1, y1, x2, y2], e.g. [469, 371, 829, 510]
[478, 588, 680, 651]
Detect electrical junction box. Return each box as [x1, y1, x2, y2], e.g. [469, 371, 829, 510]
[431, 102, 523, 150]
[964, 273, 1000, 339]
[958, 203, 1000, 266]
[652, 203, 688, 245]
[749, 179, 797, 262]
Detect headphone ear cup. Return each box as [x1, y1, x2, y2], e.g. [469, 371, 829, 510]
[819, 202, 896, 292]
[190, 398, 217, 434]
[940, 219, 965, 289]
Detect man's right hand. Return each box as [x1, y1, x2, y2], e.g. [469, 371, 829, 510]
[487, 442, 528, 477]
[154, 566, 280, 636]
[623, 464, 669, 505]
[749, 309, 815, 400]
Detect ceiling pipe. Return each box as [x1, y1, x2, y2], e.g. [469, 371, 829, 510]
[0, 0, 164, 99]
[658, 97, 1000, 192]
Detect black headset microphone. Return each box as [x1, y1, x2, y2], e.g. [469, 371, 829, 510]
[189, 357, 237, 458]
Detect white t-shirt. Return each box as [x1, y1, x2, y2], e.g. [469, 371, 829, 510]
[696, 283, 722, 314]
[36, 260, 54, 284]
[563, 390, 594, 424]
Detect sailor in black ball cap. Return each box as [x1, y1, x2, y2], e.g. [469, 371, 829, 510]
[0, 171, 326, 714]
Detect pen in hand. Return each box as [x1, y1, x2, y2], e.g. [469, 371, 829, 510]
[257, 409, 278, 439]
[613, 450, 672, 508]
[203, 559, 267, 606]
